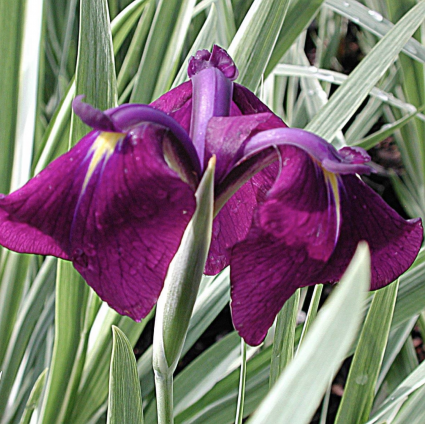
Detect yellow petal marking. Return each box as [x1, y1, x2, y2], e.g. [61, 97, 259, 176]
[323, 169, 341, 243]
[82, 131, 124, 192]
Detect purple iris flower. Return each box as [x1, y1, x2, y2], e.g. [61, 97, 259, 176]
[0, 46, 422, 345]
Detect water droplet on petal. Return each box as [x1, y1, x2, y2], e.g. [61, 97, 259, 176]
[343, 1, 350, 6]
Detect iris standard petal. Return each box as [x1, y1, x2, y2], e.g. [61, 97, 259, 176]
[230, 146, 341, 345]
[0, 116, 197, 320]
[205, 113, 284, 182]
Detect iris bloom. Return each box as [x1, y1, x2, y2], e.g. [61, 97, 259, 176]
[0, 46, 422, 345]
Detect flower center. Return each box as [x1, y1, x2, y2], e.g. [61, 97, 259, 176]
[82, 131, 124, 192]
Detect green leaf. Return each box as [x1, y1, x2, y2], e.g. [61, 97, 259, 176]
[107, 327, 144, 424]
[393, 248, 425, 329]
[138, 268, 230, 407]
[325, 0, 425, 65]
[38, 261, 89, 424]
[71, 311, 152, 423]
[117, 1, 155, 95]
[265, 0, 325, 77]
[175, 340, 273, 424]
[9, 0, 44, 191]
[151, 0, 197, 98]
[172, 4, 217, 88]
[247, 243, 370, 424]
[335, 281, 399, 424]
[19, 369, 48, 424]
[353, 106, 425, 150]
[0, 258, 55, 416]
[130, 0, 187, 103]
[71, 0, 118, 143]
[228, 0, 291, 91]
[0, 0, 25, 193]
[306, 0, 425, 140]
[269, 290, 300, 387]
[0, 253, 31, 367]
[368, 349, 425, 423]
[112, 0, 147, 54]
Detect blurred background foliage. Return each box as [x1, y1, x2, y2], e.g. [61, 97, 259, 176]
[1, 0, 425, 423]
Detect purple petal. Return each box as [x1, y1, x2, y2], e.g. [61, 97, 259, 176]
[230, 147, 423, 345]
[0, 121, 196, 320]
[150, 81, 193, 133]
[233, 84, 279, 115]
[190, 67, 233, 167]
[205, 163, 278, 274]
[73, 95, 120, 132]
[230, 147, 340, 345]
[205, 113, 284, 181]
[0, 134, 96, 259]
[315, 174, 423, 290]
[188, 45, 238, 80]
[243, 128, 373, 175]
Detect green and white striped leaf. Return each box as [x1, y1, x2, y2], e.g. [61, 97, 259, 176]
[228, 0, 291, 91]
[107, 327, 144, 424]
[306, 1, 425, 139]
[335, 281, 399, 424]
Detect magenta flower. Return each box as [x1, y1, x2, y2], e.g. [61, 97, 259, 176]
[0, 46, 422, 345]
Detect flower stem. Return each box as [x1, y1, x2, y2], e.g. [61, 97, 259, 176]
[235, 339, 247, 424]
[154, 370, 174, 424]
[152, 157, 215, 424]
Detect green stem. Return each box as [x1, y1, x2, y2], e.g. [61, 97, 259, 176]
[154, 370, 174, 424]
[152, 157, 215, 424]
[235, 339, 247, 424]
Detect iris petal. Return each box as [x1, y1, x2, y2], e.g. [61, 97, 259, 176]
[0, 122, 196, 320]
[230, 146, 423, 346]
[230, 147, 340, 345]
[317, 174, 423, 289]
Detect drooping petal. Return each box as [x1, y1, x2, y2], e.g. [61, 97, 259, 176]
[0, 110, 197, 320]
[0, 134, 96, 259]
[230, 146, 340, 345]
[315, 174, 423, 289]
[230, 141, 423, 345]
[70, 124, 196, 319]
[205, 162, 278, 274]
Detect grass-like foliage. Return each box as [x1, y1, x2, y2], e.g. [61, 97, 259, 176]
[0, 0, 425, 423]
